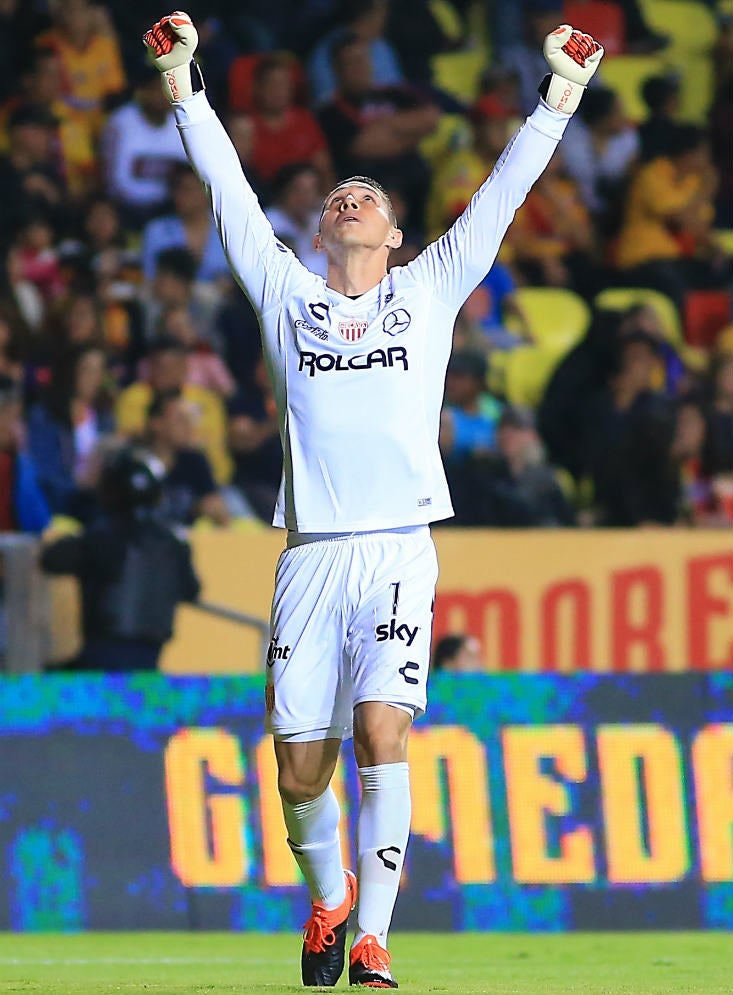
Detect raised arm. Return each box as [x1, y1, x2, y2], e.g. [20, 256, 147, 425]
[142, 12, 311, 325]
[407, 25, 604, 311]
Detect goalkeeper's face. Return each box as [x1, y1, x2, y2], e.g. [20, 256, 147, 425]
[315, 181, 402, 256]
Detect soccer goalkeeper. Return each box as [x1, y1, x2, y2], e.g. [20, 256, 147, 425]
[144, 13, 602, 988]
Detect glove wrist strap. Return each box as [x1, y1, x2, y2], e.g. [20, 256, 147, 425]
[539, 72, 585, 114]
[160, 59, 205, 103]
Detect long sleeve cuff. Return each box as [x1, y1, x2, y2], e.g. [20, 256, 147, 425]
[173, 89, 215, 128]
[531, 100, 572, 140]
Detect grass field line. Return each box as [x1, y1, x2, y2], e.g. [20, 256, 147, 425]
[0, 932, 730, 994]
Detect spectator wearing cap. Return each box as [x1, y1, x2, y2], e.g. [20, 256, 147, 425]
[264, 162, 328, 277]
[439, 349, 502, 464]
[0, 102, 68, 244]
[426, 93, 517, 242]
[100, 67, 188, 229]
[638, 72, 681, 163]
[0, 373, 50, 534]
[431, 634, 485, 672]
[448, 402, 576, 526]
[115, 334, 232, 486]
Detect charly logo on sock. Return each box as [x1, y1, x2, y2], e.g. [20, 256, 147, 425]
[376, 846, 402, 871]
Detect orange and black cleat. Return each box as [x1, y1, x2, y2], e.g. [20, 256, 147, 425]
[301, 870, 357, 986]
[348, 934, 398, 989]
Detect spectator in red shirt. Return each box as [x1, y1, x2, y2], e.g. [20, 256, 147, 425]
[249, 53, 334, 194]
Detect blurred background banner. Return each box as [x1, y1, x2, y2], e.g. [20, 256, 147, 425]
[136, 528, 733, 674]
[0, 672, 731, 932]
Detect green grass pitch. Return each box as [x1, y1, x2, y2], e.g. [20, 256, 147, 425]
[0, 932, 730, 994]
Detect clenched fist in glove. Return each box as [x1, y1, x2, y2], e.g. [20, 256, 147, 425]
[540, 25, 604, 114]
[143, 10, 204, 103]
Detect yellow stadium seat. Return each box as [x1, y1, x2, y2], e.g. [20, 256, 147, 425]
[640, 0, 718, 55]
[599, 53, 669, 122]
[594, 286, 683, 345]
[676, 53, 715, 124]
[715, 229, 733, 256]
[486, 347, 510, 396]
[512, 287, 591, 356]
[717, 324, 733, 353]
[428, 0, 465, 41]
[430, 48, 487, 103]
[502, 346, 562, 408]
[419, 113, 471, 169]
[45, 515, 83, 538]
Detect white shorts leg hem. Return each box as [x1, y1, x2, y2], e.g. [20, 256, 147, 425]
[269, 722, 352, 743]
[352, 693, 425, 718]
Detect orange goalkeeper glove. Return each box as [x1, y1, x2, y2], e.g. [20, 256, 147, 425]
[540, 24, 604, 114]
[142, 10, 204, 103]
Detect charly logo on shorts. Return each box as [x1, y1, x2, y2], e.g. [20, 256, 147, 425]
[376, 845, 402, 871]
[338, 318, 368, 342]
[382, 308, 411, 336]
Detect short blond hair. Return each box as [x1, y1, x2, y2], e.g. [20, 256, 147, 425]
[321, 175, 397, 226]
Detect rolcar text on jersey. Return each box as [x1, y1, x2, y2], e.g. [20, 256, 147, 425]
[298, 347, 408, 377]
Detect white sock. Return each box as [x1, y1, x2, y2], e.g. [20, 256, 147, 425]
[282, 786, 346, 910]
[354, 763, 411, 948]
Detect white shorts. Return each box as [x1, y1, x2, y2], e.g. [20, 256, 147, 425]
[265, 526, 438, 742]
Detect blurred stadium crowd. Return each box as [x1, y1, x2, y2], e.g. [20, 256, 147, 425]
[0, 0, 732, 537]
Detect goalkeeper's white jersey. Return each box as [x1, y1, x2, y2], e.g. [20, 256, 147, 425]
[173, 92, 569, 533]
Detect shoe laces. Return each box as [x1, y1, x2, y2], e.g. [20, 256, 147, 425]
[358, 937, 391, 972]
[302, 906, 337, 954]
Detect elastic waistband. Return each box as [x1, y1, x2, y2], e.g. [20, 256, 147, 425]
[286, 524, 428, 549]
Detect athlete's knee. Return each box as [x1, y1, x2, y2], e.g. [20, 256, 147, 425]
[274, 738, 340, 805]
[353, 703, 411, 767]
[277, 767, 332, 805]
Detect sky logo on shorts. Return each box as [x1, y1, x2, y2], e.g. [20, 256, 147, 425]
[338, 318, 368, 342]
